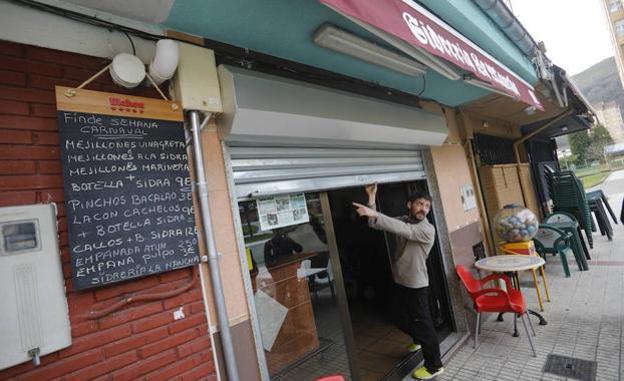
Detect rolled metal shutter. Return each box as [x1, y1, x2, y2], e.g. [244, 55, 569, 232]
[228, 144, 426, 199]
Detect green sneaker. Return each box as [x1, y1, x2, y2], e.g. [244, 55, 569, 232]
[412, 366, 444, 380]
[407, 343, 422, 352]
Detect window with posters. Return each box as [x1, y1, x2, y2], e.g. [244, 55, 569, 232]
[239, 192, 326, 270]
[256, 193, 310, 231]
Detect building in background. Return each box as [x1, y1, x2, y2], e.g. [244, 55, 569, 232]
[595, 101, 624, 142]
[601, 0, 624, 89]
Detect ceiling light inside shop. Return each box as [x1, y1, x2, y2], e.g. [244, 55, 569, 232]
[314, 24, 426, 77]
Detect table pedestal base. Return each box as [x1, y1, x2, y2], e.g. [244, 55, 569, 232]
[497, 310, 547, 337]
[529, 310, 548, 326]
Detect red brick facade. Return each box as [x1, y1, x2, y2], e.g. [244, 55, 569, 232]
[0, 41, 216, 381]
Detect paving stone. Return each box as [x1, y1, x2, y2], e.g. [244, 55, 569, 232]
[421, 194, 624, 381]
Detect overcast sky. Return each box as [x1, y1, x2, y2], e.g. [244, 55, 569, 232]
[510, 0, 614, 75]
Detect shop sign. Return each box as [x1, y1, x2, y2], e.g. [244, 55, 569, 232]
[321, 0, 543, 110]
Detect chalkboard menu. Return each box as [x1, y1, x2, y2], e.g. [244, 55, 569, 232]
[55, 86, 199, 290]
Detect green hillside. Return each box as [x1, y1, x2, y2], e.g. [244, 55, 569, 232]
[571, 56, 624, 106]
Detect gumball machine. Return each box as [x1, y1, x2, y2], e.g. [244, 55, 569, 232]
[493, 204, 550, 312]
[494, 204, 539, 243]
[494, 204, 539, 256]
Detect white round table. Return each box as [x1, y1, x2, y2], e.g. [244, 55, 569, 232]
[474, 254, 548, 330]
[475, 254, 545, 273]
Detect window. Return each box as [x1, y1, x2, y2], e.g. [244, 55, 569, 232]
[2, 221, 39, 254]
[610, 0, 622, 12]
[239, 193, 326, 270]
[616, 19, 624, 37]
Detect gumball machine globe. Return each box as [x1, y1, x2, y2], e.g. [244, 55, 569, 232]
[494, 204, 538, 243]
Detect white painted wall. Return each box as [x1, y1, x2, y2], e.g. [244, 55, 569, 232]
[0, 1, 162, 63]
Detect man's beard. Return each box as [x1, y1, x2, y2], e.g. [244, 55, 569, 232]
[411, 212, 425, 221]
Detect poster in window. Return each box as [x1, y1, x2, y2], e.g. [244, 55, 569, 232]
[257, 193, 309, 231]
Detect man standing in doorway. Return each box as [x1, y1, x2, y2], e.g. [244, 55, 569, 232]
[353, 184, 444, 380]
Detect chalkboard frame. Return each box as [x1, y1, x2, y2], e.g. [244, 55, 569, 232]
[55, 86, 201, 290]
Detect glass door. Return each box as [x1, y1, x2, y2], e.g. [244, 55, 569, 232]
[238, 192, 355, 381]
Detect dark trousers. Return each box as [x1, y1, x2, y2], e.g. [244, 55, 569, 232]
[396, 284, 443, 372]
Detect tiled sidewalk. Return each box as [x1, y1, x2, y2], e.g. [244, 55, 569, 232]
[438, 193, 624, 381]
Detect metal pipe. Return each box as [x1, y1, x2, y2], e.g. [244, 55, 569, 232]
[189, 111, 240, 381]
[511, 110, 572, 216]
[465, 138, 495, 256]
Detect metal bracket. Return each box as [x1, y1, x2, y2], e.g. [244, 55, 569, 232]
[28, 348, 40, 366]
[199, 113, 211, 131]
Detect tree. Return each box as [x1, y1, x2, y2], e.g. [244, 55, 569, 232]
[587, 124, 614, 162]
[568, 125, 614, 165]
[559, 153, 577, 170]
[568, 130, 591, 164]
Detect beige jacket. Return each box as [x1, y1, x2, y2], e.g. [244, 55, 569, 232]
[368, 205, 435, 289]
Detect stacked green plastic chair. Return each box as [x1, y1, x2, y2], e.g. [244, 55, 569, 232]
[544, 166, 594, 248]
[533, 224, 574, 277]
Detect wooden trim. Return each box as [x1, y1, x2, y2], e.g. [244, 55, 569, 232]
[165, 29, 205, 46]
[55, 86, 183, 122]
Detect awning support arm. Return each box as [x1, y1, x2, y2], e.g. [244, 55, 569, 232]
[513, 109, 573, 164]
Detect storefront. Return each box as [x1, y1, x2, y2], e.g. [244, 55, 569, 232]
[217, 66, 465, 380]
[0, 1, 593, 380]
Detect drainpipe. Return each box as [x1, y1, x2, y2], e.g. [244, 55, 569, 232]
[549, 77, 565, 108]
[189, 111, 240, 381]
[472, 0, 538, 56]
[512, 110, 572, 215]
[465, 138, 495, 256]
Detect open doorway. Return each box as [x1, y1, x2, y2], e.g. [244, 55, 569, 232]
[328, 181, 454, 380]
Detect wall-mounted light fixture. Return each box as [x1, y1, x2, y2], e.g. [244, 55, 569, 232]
[108, 39, 179, 89]
[314, 24, 426, 77]
[109, 53, 146, 89]
[324, 14, 464, 81]
[149, 39, 180, 85]
[463, 75, 512, 98]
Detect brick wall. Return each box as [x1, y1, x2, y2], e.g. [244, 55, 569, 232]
[0, 41, 216, 381]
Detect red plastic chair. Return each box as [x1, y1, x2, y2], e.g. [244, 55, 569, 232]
[315, 376, 346, 381]
[456, 264, 536, 356]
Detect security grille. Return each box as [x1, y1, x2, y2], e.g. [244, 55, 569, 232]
[228, 144, 426, 199]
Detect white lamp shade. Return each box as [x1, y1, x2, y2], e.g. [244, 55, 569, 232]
[149, 39, 179, 85]
[110, 53, 146, 88]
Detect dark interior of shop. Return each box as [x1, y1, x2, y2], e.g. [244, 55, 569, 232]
[328, 182, 454, 380]
[240, 182, 454, 381]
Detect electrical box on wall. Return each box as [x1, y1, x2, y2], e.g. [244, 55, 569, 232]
[460, 184, 477, 211]
[173, 43, 223, 113]
[0, 204, 71, 370]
